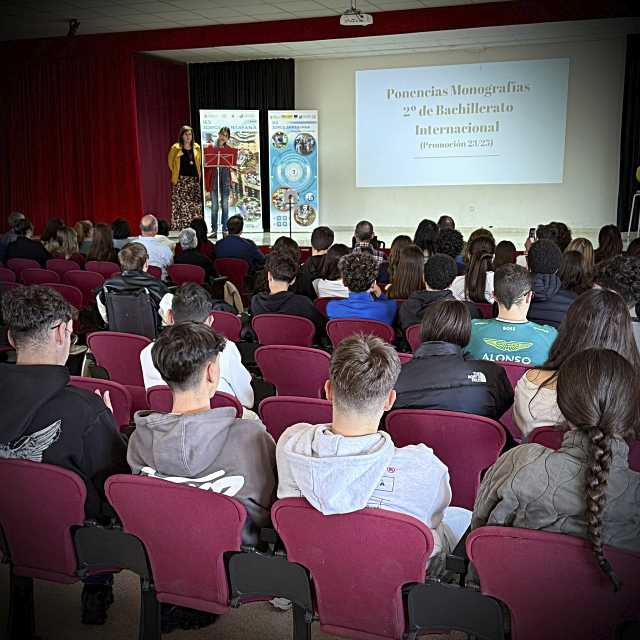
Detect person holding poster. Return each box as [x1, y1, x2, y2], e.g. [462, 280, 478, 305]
[204, 127, 238, 237]
[168, 125, 202, 230]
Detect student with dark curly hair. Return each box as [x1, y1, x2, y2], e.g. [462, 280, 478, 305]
[326, 252, 397, 324]
[472, 347, 640, 590]
[434, 228, 465, 274]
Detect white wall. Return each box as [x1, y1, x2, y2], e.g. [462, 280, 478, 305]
[295, 34, 627, 234]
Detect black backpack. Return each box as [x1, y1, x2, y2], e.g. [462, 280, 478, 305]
[103, 286, 157, 339]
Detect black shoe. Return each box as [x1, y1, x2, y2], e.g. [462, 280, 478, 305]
[160, 604, 218, 634]
[81, 584, 114, 625]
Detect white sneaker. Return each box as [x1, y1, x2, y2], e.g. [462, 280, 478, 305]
[270, 597, 292, 611]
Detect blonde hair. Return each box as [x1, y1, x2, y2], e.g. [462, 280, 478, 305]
[566, 237, 594, 274]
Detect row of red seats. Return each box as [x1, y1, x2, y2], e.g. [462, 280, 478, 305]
[2, 458, 638, 640]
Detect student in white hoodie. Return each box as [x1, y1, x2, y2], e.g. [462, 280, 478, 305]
[276, 334, 471, 563]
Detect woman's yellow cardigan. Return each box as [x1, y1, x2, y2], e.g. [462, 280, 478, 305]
[168, 142, 202, 185]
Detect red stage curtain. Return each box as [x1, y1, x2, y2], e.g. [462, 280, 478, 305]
[134, 54, 189, 224]
[3, 54, 143, 233]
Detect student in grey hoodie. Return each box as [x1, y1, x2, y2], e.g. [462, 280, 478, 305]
[276, 334, 471, 562]
[127, 322, 276, 545]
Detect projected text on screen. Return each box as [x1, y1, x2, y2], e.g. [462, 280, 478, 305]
[355, 59, 570, 187]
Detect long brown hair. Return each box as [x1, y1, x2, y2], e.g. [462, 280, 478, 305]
[557, 348, 639, 590]
[388, 244, 425, 300]
[178, 125, 194, 148]
[558, 250, 591, 295]
[87, 223, 117, 262]
[388, 235, 412, 279]
[464, 236, 495, 303]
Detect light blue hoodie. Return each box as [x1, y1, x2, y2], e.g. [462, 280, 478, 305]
[277, 423, 469, 557]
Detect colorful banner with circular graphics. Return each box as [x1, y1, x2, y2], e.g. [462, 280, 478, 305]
[268, 111, 319, 233]
[199, 109, 263, 233]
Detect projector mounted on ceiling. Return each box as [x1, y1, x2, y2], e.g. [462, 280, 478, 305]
[340, 1, 373, 27]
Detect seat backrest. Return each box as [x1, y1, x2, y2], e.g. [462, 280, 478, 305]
[69, 376, 132, 430]
[405, 324, 422, 352]
[106, 474, 245, 613]
[255, 345, 330, 398]
[103, 287, 157, 339]
[467, 526, 640, 640]
[0, 266, 17, 282]
[386, 409, 506, 509]
[0, 460, 86, 583]
[146, 265, 162, 280]
[252, 314, 316, 347]
[46, 283, 83, 309]
[146, 385, 243, 418]
[7, 258, 40, 276]
[475, 303, 495, 319]
[85, 260, 121, 279]
[20, 268, 60, 285]
[63, 270, 104, 307]
[529, 427, 640, 472]
[499, 362, 530, 388]
[259, 396, 332, 442]
[326, 318, 395, 347]
[46, 259, 81, 278]
[273, 498, 433, 640]
[313, 296, 341, 317]
[214, 258, 249, 292]
[398, 352, 413, 364]
[168, 264, 206, 286]
[211, 310, 242, 341]
[87, 331, 150, 387]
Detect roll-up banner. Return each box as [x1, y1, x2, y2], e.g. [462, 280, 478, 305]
[199, 109, 263, 233]
[268, 110, 319, 233]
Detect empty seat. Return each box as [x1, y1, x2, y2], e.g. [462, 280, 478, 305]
[87, 331, 151, 412]
[20, 268, 60, 285]
[259, 396, 332, 442]
[255, 345, 330, 398]
[214, 258, 249, 293]
[63, 270, 104, 307]
[326, 318, 395, 347]
[272, 498, 434, 640]
[146, 385, 243, 418]
[167, 264, 206, 286]
[252, 314, 316, 347]
[85, 261, 120, 279]
[386, 409, 506, 509]
[211, 310, 242, 341]
[467, 526, 640, 640]
[45, 283, 83, 309]
[7, 258, 40, 277]
[70, 376, 133, 431]
[46, 259, 81, 279]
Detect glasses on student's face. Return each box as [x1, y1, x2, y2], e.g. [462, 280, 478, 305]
[50, 322, 78, 345]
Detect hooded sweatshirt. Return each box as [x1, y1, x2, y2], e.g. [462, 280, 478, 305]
[128, 407, 276, 544]
[0, 363, 128, 520]
[251, 290, 326, 334]
[276, 422, 462, 557]
[527, 273, 577, 329]
[399, 289, 481, 330]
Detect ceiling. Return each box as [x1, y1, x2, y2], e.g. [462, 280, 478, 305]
[0, 0, 504, 41]
[149, 18, 637, 62]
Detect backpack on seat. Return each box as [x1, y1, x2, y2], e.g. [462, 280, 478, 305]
[103, 286, 157, 339]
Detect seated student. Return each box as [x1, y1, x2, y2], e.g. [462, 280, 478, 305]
[327, 252, 397, 325]
[140, 283, 254, 412]
[514, 289, 640, 438]
[251, 251, 325, 334]
[493, 240, 517, 270]
[277, 334, 471, 563]
[558, 249, 592, 296]
[467, 264, 558, 366]
[527, 239, 577, 329]
[413, 219, 439, 261]
[87, 223, 118, 264]
[0, 286, 128, 624]
[48, 225, 86, 267]
[378, 234, 412, 284]
[434, 228, 465, 274]
[173, 227, 216, 280]
[593, 254, 640, 349]
[174, 216, 215, 261]
[214, 214, 265, 273]
[400, 254, 480, 330]
[299, 226, 334, 299]
[352, 220, 385, 265]
[5, 217, 49, 266]
[450, 235, 495, 303]
[0, 211, 24, 264]
[97, 242, 168, 328]
[134, 214, 174, 279]
[395, 300, 513, 420]
[313, 243, 350, 299]
[471, 348, 640, 590]
[386, 244, 426, 300]
[594, 224, 623, 264]
[111, 218, 131, 251]
[128, 322, 275, 545]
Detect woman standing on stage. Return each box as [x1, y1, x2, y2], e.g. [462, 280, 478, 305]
[168, 125, 202, 231]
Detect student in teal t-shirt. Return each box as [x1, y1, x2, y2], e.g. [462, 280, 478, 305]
[466, 264, 558, 367]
